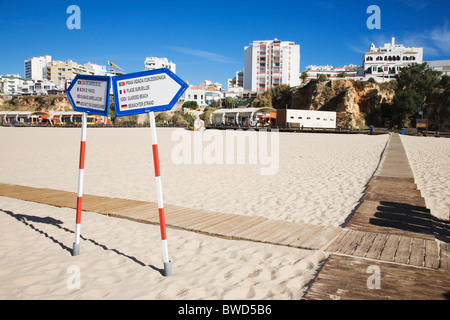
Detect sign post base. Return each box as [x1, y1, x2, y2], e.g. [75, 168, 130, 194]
[72, 243, 80, 256]
[164, 261, 172, 277]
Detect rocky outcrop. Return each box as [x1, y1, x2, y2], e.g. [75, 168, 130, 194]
[290, 80, 395, 128]
[0, 94, 72, 113]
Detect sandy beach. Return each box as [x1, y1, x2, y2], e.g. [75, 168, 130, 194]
[0, 127, 447, 299]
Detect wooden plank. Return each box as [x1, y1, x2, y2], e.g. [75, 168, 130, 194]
[0, 185, 42, 198]
[23, 189, 73, 204]
[325, 229, 351, 253]
[164, 208, 208, 225]
[439, 243, 450, 271]
[225, 216, 268, 237]
[305, 254, 450, 300]
[352, 232, 378, 258]
[365, 233, 389, 260]
[163, 208, 210, 226]
[409, 238, 425, 267]
[250, 220, 293, 242]
[202, 214, 255, 235]
[108, 202, 159, 216]
[175, 211, 223, 229]
[424, 240, 439, 269]
[207, 215, 261, 237]
[339, 230, 366, 255]
[276, 224, 313, 246]
[299, 226, 342, 250]
[332, 230, 357, 254]
[287, 224, 325, 248]
[44, 193, 78, 208]
[232, 220, 279, 240]
[183, 212, 235, 231]
[379, 235, 400, 262]
[393, 236, 412, 265]
[109, 210, 161, 224]
[263, 221, 302, 243]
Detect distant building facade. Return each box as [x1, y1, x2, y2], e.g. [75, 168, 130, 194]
[24, 55, 51, 81]
[144, 57, 176, 73]
[47, 60, 107, 89]
[426, 60, 450, 77]
[363, 37, 423, 80]
[183, 86, 206, 106]
[199, 80, 224, 91]
[304, 64, 359, 81]
[0, 74, 57, 95]
[227, 70, 244, 92]
[244, 39, 300, 92]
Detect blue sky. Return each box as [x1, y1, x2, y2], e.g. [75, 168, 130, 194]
[1, 0, 449, 88]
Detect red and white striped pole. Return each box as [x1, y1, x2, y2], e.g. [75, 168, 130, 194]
[149, 111, 171, 276]
[73, 112, 87, 256]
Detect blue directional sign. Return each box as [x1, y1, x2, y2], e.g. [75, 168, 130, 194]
[112, 68, 188, 117]
[66, 74, 111, 117]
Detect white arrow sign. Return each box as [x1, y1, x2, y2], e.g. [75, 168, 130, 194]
[66, 75, 111, 116]
[112, 68, 188, 117]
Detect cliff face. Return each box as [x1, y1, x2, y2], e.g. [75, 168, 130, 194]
[290, 80, 396, 128]
[0, 94, 72, 113]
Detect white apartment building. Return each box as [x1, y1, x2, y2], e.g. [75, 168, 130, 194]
[363, 37, 423, 80]
[0, 74, 34, 94]
[304, 64, 359, 81]
[205, 87, 224, 103]
[244, 39, 300, 92]
[85, 62, 107, 75]
[228, 70, 244, 92]
[199, 80, 224, 91]
[183, 86, 207, 106]
[426, 60, 450, 76]
[24, 55, 51, 81]
[144, 57, 176, 73]
[0, 74, 57, 95]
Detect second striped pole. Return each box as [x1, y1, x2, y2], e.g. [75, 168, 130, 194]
[73, 112, 87, 256]
[149, 111, 171, 276]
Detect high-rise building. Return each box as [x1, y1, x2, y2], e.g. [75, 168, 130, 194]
[363, 37, 423, 80]
[24, 55, 51, 80]
[244, 39, 300, 92]
[144, 57, 176, 73]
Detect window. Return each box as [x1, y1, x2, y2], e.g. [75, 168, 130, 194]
[307, 117, 311, 120]
[316, 117, 320, 120]
[290, 116, 294, 119]
[298, 116, 302, 119]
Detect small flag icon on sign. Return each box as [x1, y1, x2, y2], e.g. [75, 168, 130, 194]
[122, 105, 128, 109]
[76, 101, 81, 105]
[119, 82, 125, 87]
[78, 81, 82, 85]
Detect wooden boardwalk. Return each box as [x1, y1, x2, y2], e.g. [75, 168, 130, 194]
[305, 133, 450, 300]
[0, 183, 341, 251]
